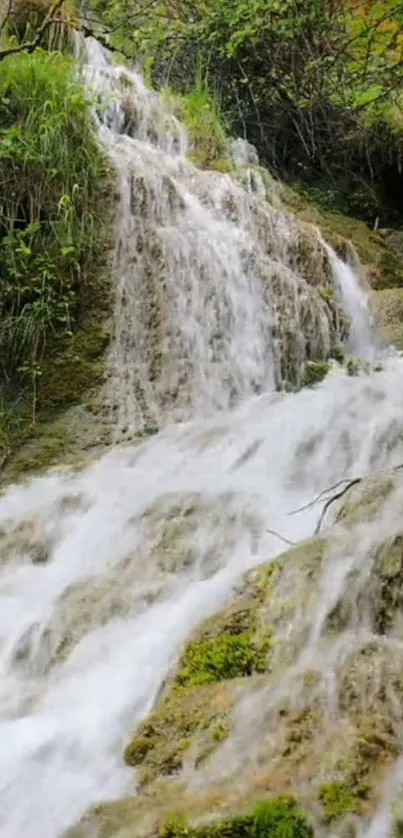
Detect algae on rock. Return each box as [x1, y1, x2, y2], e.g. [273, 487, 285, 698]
[64, 472, 403, 838]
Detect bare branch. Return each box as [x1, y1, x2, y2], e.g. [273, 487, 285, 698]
[314, 477, 362, 534]
[265, 528, 295, 547]
[289, 478, 355, 516]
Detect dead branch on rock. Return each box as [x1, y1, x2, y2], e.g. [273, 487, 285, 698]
[266, 527, 295, 546]
[314, 477, 362, 534]
[289, 478, 355, 516]
[291, 460, 403, 536]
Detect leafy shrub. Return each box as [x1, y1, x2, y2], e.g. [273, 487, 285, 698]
[174, 631, 271, 690]
[161, 797, 313, 838]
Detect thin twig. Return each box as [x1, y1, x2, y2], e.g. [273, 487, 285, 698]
[315, 477, 362, 534]
[289, 478, 354, 516]
[292, 460, 403, 533]
[266, 528, 295, 547]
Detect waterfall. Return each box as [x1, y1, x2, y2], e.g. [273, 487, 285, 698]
[0, 38, 401, 838]
[81, 37, 361, 438]
[329, 250, 379, 360]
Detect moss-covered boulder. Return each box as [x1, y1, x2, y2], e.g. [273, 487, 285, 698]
[124, 682, 233, 785]
[66, 471, 403, 837]
[372, 288, 403, 350]
[279, 185, 403, 292]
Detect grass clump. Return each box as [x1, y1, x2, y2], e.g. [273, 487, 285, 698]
[161, 797, 313, 838]
[319, 781, 360, 822]
[301, 360, 330, 388]
[0, 48, 112, 462]
[173, 631, 271, 691]
[178, 85, 231, 172]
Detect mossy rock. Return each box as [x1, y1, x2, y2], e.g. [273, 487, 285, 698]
[161, 797, 313, 838]
[67, 473, 403, 838]
[335, 476, 395, 528]
[372, 288, 403, 349]
[280, 185, 403, 290]
[301, 361, 330, 388]
[1, 267, 113, 481]
[66, 793, 312, 838]
[124, 682, 233, 784]
[318, 781, 361, 822]
[173, 631, 271, 692]
[362, 534, 403, 635]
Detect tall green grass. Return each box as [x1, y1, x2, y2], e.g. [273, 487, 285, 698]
[179, 85, 230, 171]
[0, 49, 111, 420]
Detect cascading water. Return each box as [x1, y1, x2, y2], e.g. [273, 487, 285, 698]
[0, 37, 402, 838]
[81, 37, 357, 438]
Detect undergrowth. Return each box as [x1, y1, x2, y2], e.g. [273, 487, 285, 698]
[319, 781, 360, 822]
[173, 631, 271, 691]
[0, 48, 112, 463]
[178, 86, 230, 171]
[161, 797, 313, 838]
[162, 82, 231, 171]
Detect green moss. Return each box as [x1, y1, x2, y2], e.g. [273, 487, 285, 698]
[332, 345, 345, 364]
[317, 285, 334, 305]
[280, 184, 403, 291]
[391, 815, 403, 837]
[8, 429, 70, 475]
[319, 781, 360, 821]
[124, 682, 233, 784]
[0, 49, 113, 476]
[365, 534, 403, 635]
[161, 797, 313, 838]
[173, 631, 271, 691]
[336, 476, 395, 527]
[301, 361, 330, 387]
[372, 288, 403, 350]
[254, 560, 284, 596]
[212, 721, 229, 743]
[346, 357, 362, 377]
[39, 317, 111, 409]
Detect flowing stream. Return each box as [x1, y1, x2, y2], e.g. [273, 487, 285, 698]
[0, 38, 402, 838]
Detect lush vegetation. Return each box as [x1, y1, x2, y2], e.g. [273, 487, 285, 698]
[319, 780, 360, 822]
[0, 43, 111, 468]
[90, 0, 403, 224]
[124, 680, 232, 781]
[173, 631, 271, 690]
[161, 798, 313, 838]
[301, 360, 330, 388]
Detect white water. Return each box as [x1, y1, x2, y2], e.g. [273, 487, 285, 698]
[331, 251, 379, 360]
[0, 38, 401, 838]
[82, 37, 370, 437]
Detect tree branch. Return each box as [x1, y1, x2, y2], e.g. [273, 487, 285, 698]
[292, 461, 403, 536]
[0, 0, 66, 61]
[314, 477, 362, 534]
[266, 527, 295, 547]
